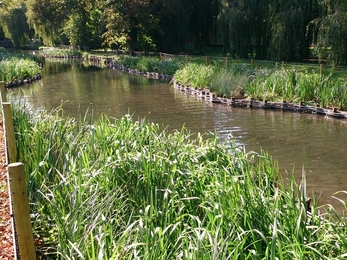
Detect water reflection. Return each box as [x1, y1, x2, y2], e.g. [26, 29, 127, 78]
[8, 60, 347, 211]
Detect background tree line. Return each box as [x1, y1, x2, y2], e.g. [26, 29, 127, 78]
[0, 0, 347, 64]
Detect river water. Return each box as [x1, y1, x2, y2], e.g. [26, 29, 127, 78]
[8, 59, 347, 210]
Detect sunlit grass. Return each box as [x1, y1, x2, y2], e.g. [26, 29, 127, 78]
[0, 51, 41, 82]
[9, 102, 347, 259]
[42, 47, 84, 58]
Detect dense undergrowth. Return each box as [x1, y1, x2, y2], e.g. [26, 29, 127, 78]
[11, 102, 347, 259]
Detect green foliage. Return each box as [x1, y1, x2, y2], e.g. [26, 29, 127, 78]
[11, 103, 347, 259]
[115, 55, 183, 75]
[137, 57, 159, 72]
[0, 3, 32, 48]
[309, 0, 347, 65]
[210, 67, 248, 97]
[117, 55, 140, 69]
[157, 59, 183, 75]
[0, 51, 41, 81]
[42, 47, 83, 57]
[174, 63, 214, 88]
[25, 0, 68, 46]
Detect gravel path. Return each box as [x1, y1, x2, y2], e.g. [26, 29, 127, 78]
[0, 119, 15, 259]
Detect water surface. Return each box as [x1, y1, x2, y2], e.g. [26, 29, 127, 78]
[9, 60, 347, 209]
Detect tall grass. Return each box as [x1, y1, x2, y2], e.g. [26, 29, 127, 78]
[173, 63, 214, 88]
[11, 102, 347, 259]
[42, 47, 84, 58]
[0, 50, 41, 82]
[171, 60, 347, 110]
[115, 55, 183, 75]
[246, 69, 347, 109]
[210, 66, 249, 97]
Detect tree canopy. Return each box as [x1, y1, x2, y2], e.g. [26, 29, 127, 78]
[2, 0, 347, 64]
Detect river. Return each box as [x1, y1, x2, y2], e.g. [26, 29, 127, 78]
[8, 59, 347, 210]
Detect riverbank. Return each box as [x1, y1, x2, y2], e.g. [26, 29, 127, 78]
[173, 81, 347, 119]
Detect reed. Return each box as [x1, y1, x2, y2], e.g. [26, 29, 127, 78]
[9, 102, 347, 259]
[42, 47, 83, 58]
[246, 69, 347, 109]
[173, 63, 214, 88]
[210, 67, 249, 97]
[0, 51, 41, 82]
[115, 55, 183, 75]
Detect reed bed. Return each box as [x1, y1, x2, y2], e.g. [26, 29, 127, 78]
[0, 48, 41, 82]
[42, 47, 84, 58]
[247, 69, 347, 110]
[106, 53, 347, 110]
[11, 102, 347, 259]
[172, 63, 347, 111]
[115, 55, 183, 76]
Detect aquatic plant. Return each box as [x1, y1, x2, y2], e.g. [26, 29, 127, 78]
[174, 63, 214, 88]
[157, 59, 183, 75]
[42, 47, 83, 58]
[0, 51, 41, 82]
[210, 67, 248, 97]
[11, 102, 347, 259]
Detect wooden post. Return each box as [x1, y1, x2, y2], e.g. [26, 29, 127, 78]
[282, 61, 284, 70]
[225, 57, 228, 68]
[320, 64, 323, 76]
[186, 55, 188, 63]
[251, 59, 254, 68]
[2, 102, 17, 163]
[8, 162, 36, 260]
[0, 81, 7, 102]
[205, 56, 210, 65]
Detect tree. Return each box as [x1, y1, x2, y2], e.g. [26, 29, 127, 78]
[26, 0, 69, 46]
[63, 0, 104, 49]
[102, 0, 151, 51]
[218, 0, 269, 59]
[0, 1, 32, 48]
[309, 0, 347, 65]
[102, 0, 191, 52]
[267, 0, 318, 61]
[190, 0, 219, 50]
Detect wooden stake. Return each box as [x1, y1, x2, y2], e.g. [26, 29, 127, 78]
[8, 162, 36, 259]
[225, 57, 228, 68]
[320, 64, 323, 76]
[0, 81, 6, 102]
[2, 102, 17, 163]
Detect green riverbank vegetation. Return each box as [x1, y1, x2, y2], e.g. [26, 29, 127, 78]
[98, 53, 347, 111]
[12, 102, 347, 259]
[0, 47, 41, 83]
[175, 63, 347, 111]
[41, 47, 84, 58]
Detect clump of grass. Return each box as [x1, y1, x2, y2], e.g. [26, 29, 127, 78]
[210, 67, 248, 97]
[0, 50, 41, 82]
[115, 55, 183, 75]
[11, 101, 347, 259]
[42, 47, 83, 58]
[157, 58, 183, 75]
[174, 63, 214, 88]
[116, 55, 139, 69]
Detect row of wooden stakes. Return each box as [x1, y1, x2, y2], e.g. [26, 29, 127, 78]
[173, 82, 347, 119]
[1, 82, 36, 259]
